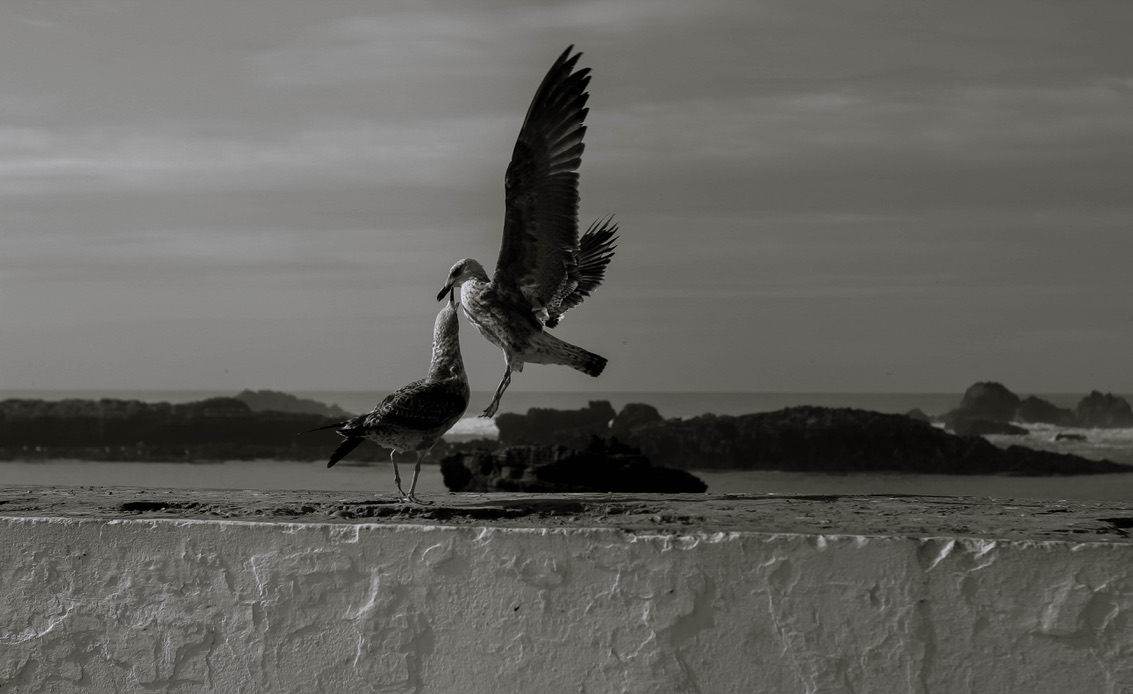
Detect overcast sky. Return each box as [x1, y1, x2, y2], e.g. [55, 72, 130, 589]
[2, 0, 1131, 395]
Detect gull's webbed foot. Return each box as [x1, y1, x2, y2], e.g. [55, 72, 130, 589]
[395, 490, 433, 505]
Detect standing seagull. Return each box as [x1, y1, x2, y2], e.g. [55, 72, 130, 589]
[437, 46, 618, 418]
[309, 301, 469, 503]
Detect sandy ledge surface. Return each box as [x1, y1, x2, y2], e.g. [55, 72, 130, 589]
[1, 485, 1132, 544]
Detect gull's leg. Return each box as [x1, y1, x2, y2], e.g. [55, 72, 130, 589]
[481, 362, 513, 418]
[391, 449, 408, 501]
[405, 451, 433, 505]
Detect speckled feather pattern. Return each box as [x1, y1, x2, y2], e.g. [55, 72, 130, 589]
[326, 304, 469, 464]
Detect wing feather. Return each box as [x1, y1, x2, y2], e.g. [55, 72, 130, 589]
[493, 46, 592, 312]
[363, 380, 468, 432]
[545, 217, 618, 328]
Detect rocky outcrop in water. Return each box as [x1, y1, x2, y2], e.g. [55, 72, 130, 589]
[1054, 433, 1087, 442]
[439, 439, 706, 493]
[905, 409, 931, 423]
[495, 401, 616, 448]
[1075, 391, 1133, 428]
[0, 397, 322, 461]
[955, 382, 1021, 422]
[0, 395, 488, 463]
[610, 403, 665, 439]
[943, 382, 1132, 430]
[485, 394, 1129, 475]
[614, 406, 1127, 475]
[451, 402, 704, 492]
[235, 389, 349, 417]
[1016, 396, 1076, 426]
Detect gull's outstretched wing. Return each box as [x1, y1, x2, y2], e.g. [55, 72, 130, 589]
[545, 216, 618, 328]
[493, 46, 591, 313]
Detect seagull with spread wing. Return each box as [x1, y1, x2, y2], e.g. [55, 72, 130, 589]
[308, 300, 469, 504]
[437, 46, 618, 418]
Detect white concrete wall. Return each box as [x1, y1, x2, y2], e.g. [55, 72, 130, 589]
[2, 517, 1132, 693]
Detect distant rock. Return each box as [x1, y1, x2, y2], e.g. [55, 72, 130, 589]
[495, 401, 616, 448]
[946, 382, 1133, 430]
[905, 408, 931, 423]
[0, 396, 336, 462]
[180, 397, 252, 417]
[235, 389, 348, 417]
[615, 406, 1128, 475]
[947, 418, 1029, 437]
[1016, 396, 1075, 426]
[1054, 433, 1087, 442]
[1075, 391, 1133, 428]
[610, 403, 665, 440]
[955, 382, 1021, 422]
[439, 439, 706, 493]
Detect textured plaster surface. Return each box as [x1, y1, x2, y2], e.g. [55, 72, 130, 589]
[1, 487, 1132, 693]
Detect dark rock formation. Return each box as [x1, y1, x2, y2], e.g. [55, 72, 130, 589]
[954, 382, 1021, 422]
[615, 406, 1128, 475]
[905, 409, 931, 423]
[440, 439, 706, 493]
[235, 389, 348, 417]
[1054, 433, 1087, 442]
[1016, 396, 1075, 426]
[495, 401, 616, 448]
[947, 419, 1029, 437]
[1075, 391, 1133, 428]
[0, 395, 462, 463]
[946, 382, 1132, 429]
[610, 403, 665, 440]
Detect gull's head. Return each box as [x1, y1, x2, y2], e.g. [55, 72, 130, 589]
[437, 258, 487, 303]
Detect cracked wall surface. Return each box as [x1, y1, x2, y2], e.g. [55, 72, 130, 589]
[2, 511, 1133, 693]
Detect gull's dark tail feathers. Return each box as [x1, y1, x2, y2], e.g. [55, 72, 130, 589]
[326, 437, 364, 468]
[303, 420, 346, 434]
[300, 419, 363, 468]
[529, 329, 607, 377]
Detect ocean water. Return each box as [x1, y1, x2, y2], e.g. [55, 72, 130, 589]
[3, 390, 1132, 500]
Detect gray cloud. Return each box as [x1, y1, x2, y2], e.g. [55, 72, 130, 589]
[2, 0, 1132, 393]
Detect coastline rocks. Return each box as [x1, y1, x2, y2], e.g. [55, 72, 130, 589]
[439, 439, 706, 493]
[956, 382, 1021, 422]
[1075, 391, 1133, 428]
[942, 381, 1027, 433]
[610, 403, 665, 440]
[1016, 396, 1076, 426]
[0, 396, 360, 462]
[495, 401, 616, 448]
[235, 389, 348, 417]
[905, 409, 931, 423]
[1054, 433, 1087, 442]
[482, 396, 1128, 475]
[946, 381, 1133, 429]
[616, 406, 1127, 475]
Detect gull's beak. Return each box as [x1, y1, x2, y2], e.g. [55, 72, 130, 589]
[437, 282, 453, 303]
[447, 287, 457, 307]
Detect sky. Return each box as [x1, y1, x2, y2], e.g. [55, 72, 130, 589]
[2, 0, 1132, 395]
